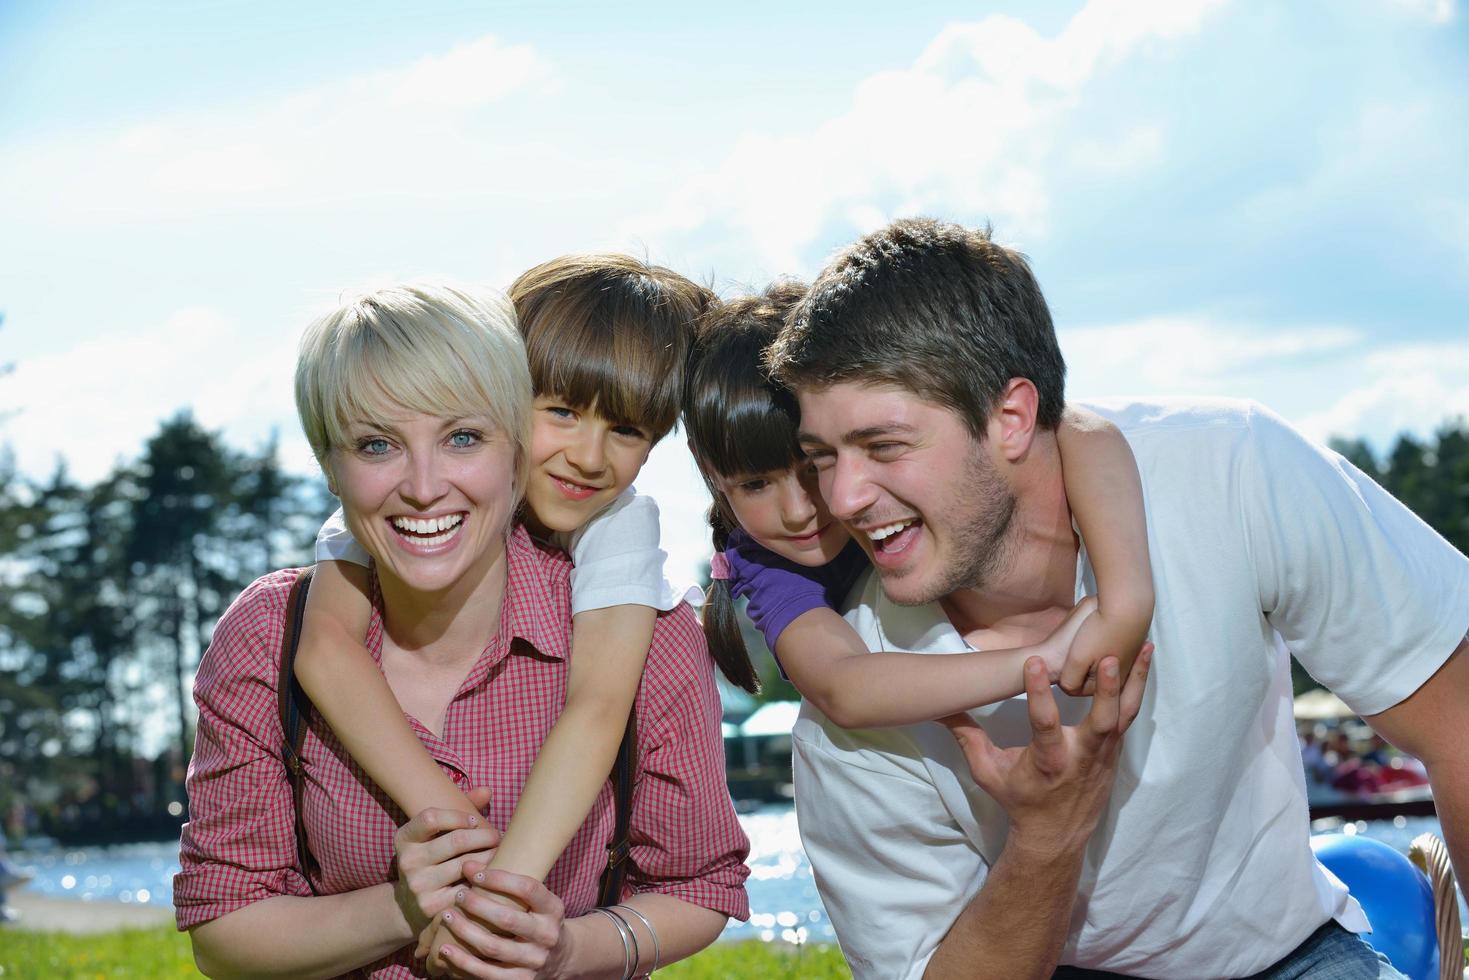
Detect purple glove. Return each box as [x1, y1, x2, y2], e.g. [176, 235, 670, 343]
[723, 528, 867, 653]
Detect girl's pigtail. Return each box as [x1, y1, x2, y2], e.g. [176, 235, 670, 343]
[703, 506, 761, 694]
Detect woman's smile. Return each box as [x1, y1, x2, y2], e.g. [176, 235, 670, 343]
[388, 511, 468, 553]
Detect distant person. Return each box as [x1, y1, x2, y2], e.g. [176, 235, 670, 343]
[0, 843, 33, 923]
[1300, 727, 1330, 782]
[175, 282, 748, 977]
[764, 217, 1469, 978]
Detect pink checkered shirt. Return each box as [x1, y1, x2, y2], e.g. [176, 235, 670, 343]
[175, 524, 750, 978]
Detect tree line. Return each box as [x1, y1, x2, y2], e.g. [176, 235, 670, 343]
[0, 386, 1465, 843]
[0, 410, 332, 844]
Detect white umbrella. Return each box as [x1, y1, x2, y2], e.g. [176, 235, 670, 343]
[738, 701, 801, 737]
[1293, 688, 1355, 721]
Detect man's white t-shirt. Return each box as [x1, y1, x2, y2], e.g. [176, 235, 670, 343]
[316, 488, 691, 614]
[793, 398, 1469, 980]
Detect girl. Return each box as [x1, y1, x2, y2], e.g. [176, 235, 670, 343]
[294, 258, 752, 968]
[684, 282, 1154, 729]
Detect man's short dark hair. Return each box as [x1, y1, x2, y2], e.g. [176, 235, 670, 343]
[766, 217, 1066, 435]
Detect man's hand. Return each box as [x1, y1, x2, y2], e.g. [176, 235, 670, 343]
[943, 645, 1152, 855]
[925, 647, 1153, 979]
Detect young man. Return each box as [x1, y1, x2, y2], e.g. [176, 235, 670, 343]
[766, 217, 1469, 979]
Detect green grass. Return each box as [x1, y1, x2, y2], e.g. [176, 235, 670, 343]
[4, 927, 1464, 978]
[661, 940, 850, 978]
[0, 926, 200, 979]
[0, 927, 848, 979]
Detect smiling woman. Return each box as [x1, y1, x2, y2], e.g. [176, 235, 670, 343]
[173, 280, 749, 979]
[330, 408, 518, 600]
[294, 282, 529, 615]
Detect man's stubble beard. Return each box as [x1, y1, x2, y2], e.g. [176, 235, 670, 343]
[890, 448, 1018, 607]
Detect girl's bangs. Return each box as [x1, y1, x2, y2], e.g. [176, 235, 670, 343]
[690, 387, 805, 480]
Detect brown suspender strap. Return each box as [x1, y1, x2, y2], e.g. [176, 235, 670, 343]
[275, 566, 639, 905]
[599, 708, 638, 906]
[276, 568, 320, 892]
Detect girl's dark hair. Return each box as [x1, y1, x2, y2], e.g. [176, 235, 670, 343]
[684, 279, 810, 695]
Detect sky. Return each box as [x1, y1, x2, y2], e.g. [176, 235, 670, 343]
[2, 0, 1467, 586]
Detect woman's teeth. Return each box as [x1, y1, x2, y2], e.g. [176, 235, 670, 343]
[392, 514, 464, 546]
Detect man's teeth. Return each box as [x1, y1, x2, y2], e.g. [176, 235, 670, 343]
[392, 514, 464, 535]
[867, 520, 914, 542]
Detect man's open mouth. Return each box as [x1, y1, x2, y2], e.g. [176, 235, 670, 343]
[866, 519, 921, 555]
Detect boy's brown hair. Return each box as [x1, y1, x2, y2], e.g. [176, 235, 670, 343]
[509, 254, 716, 442]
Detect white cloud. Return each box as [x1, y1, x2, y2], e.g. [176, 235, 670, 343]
[0, 33, 555, 219]
[627, 0, 1225, 273]
[1296, 342, 1469, 445]
[381, 36, 551, 110]
[3, 307, 298, 483]
[1061, 315, 1469, 449]
[1388, 0, 1456, 23]
[1061, 316, 1360, 394]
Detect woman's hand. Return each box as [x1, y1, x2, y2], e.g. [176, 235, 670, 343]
[392, 791, 499, 943]
[431, 863, 569, 979]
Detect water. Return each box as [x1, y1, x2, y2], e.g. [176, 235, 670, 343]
[10, 810, 1456, 945]
[10, 805, 831, 943]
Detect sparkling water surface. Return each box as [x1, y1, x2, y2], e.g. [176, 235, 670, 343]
[11, 809, 1454, 944]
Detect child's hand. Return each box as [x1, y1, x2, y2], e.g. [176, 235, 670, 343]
[1038, 597, 1098, 682]
[1059, 603, 1151, 697]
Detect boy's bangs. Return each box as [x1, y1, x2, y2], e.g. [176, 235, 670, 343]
[529, 312, 680, 434]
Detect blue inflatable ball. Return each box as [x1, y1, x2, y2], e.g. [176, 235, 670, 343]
[1310, 833, 1437, 980]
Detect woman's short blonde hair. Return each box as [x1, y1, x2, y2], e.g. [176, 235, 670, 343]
[294, 281, 532, 495]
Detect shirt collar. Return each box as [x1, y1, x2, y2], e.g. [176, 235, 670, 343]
[496, 523, 572, 662]
[365, 522, 573, 676]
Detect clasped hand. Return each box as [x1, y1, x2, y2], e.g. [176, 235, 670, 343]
[393, 792, 568, 978]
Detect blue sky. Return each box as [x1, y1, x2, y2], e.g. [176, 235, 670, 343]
[2, 0, 1466, 585]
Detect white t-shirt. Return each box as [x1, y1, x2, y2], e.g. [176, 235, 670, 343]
[315, 488, 691, 615]
[793, 398, 1469, 980]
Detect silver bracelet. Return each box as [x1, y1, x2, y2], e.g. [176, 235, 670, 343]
[612, 904, 660, 976]
[589, 906, 636, 980]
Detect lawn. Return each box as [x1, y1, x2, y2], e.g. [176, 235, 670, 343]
[0, 927, 851, 979]
[6, 926, 1466, 977]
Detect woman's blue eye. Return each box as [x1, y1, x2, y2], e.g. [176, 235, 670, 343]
[449, 430, 480, 448]
[360, 437, 391, 456]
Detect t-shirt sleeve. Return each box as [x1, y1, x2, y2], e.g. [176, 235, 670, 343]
[566, 491, 687, 615]
[174, 575, 314, 930]
[1240, 403, 1469, 716]
[315, 507, 371, 567]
